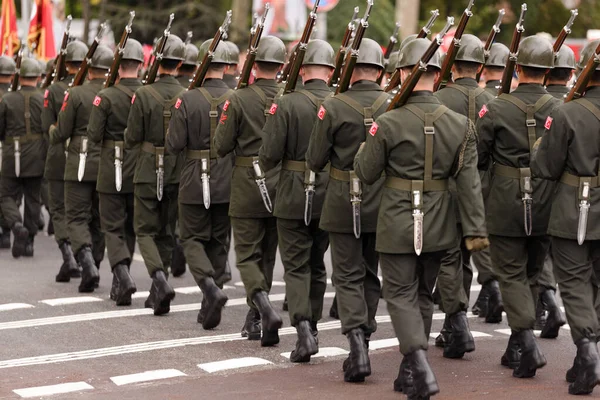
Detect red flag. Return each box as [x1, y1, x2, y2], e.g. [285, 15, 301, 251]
[28, 0, 56, 61]
[1, 0, 19, 56]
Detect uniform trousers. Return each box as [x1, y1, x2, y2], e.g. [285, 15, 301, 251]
[48, 179, 69, 243]
[473, 247, 496, 285]
[437, 239, 470, 315]
[0, 176, 41, 235]
[65, 181, 105, 262]
[99, 192, 135, 269]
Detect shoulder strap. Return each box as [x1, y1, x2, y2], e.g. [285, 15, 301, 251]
[335, 92, 389, 135]
[197, 87, 234, 158]
[146, 85, 182, 140]
[249, 85, 274, 116]
[498, 93, 554, 151]
[22, 92, 32, 137]
[449, 84, 486, 122]
[297, 89, 333, 109]
[115, 84, 135, 98]
[577, 98, 600, 122]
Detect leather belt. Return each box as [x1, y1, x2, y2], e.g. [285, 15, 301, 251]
[330, 166, 350, 182]
[4, 134, 42, 145]
[384, 176, 449, 191]
[235, 156, 255, 167]
[186, 149, 211, 160]
[493, 164, 528, 179]
[560, 172, 600, 188]
[141, 141, 164, 154]
[282, 159, 306, 172]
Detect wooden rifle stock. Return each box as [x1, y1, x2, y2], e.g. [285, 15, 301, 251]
[417, 9, 439, 39]
[10, 42, 24, 92]
[104, 11, 135, 89]
[72, 22, 108, 87]
[498, 3, 527, 95]
[45, 15, 72, 88]
[565, 40, 600, 102]
[476, 9, 504, 82]
[144, 14, 175, 86]
[543, 9, 578, 86]
[237, 4, 270, 90]
[328, 6, 359, 87]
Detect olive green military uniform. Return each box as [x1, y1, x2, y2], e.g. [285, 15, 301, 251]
[87, 78, 142, 269]
[306, 80, 388, 336]
[0, 86, 46, 240]
[546, 84, 569, 100]
[259, 79, 331, 327]
[476, 84, 561, 331]
[214, 78, 280, 308]
[223, 74, 237, 90]
[125, 74, 184, 277]
[166, 79, 233, 287]
[176, 75, 192, 88]
[50, 78, 106, 264]
[484, 80, 500, 96]
[0, 82, 13, 243]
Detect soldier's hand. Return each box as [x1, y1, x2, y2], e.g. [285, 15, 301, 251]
[465, 237, 490, 252]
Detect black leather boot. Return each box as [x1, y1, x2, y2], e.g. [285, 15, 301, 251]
[501, 331, 521, 369]
[566, 355, 579, 383]
[110, 274, 118, 301]
[344, 328, 371, 382]
[197, 297, 207, 324]
[0, 229, 10, 249]
[290, 320, 318, 363]
[199, 277, 228, 330]
[252, 291, 283, 347]
[329, 295, 339, 319]
[11, 222, 28, 258]
[170, 240, 186, 277]
[432, 287, 441, 306]
[513, 329, 546, 378]
[151, 270, 175, 316]
[311, 321, 319, 346]
[282, 296, 288, 311]
[241, 308, 261, 340]
[405, 349, 439, 399]
[23, 236, 34, 257]
[145, 282, 156, 309]
[485, 280, 504, 323]
[534, 296, 547, 330]
[55, 241, 80, 282]
[444, 311, 475, 359]
[472, 283, 490, 318]
[37, 210, 45, 231]
[77, 246, 99, 293]
[569, 338, 600, 395]
[113, 264, 136, 306]
[435, 316, 451, 348]
[393, 356, 412, 393]
[47, 216, 54, 236]
[539, 289, 566, 339]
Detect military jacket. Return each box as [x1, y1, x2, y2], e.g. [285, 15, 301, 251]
[484, 80, 500, 97]
[476, 84, 561, 237]
[87, 78, 142, 194]
[546, 84, 569, 101]
[167, 78, 233, 205]
[42, 75, 72, 180]
[125, 75, 185, 190]
[176, 75, 192, 88]
[306, 80, 389, 234]
[0, 86, 46, 177]
[0, 82, 10, 96]
[354, 92, 487, 254]
[259, 79, 331, 220]
[531, 86, 600, 241]
[214, 78, 280, 218]
[223, 74, 237, 90]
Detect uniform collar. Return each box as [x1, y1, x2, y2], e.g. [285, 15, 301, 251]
[119, 78, 142, 86]
[545, 84, 569, 93]
[584, 86, 600, 98]
[303, 79, 330, 90]
[20, 85, 38, 91]
[253, 78, 279, 88]
[202, 78, 229, 88]
[156, 75, 180, 84]
[406, 91, 440, 104]
[486, 80, 500, 89]
[349, 80, 382, 92]
[453, 77, 479, 88]
[514, 83, 548, 94]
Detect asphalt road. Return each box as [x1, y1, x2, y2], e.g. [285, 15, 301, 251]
[0, 227, 595, 400]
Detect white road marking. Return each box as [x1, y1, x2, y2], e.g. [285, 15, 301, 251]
[39, 296, 103, 306]
[280, 347, 348, 359]
[110, 369, 186, 386]
[472, 331, 493, 338]
[133, 253, 144, 262]
[131, 291, 150, 299]
[198, 357, 272, 373]
[495, 329, 511, 335]
[270, 281, 286, 287]
[234, 281, 244, 287]
[13, 382, 94, 398]
[223, 285, 236, 290]
[174, 286, 201, 295]
[369, 338, 399, 350]
[471, 285, 482, 292]
[0, 303, 34, 311]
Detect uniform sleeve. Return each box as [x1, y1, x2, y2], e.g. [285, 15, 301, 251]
[354, 119, 387, 185]
[50, 90, 75, 145]
[475, 103, 495, 171]
[166, 96, 187, 156]
[0, 96, 7, 141]
[87, 93, 109, 144]
[258, 98, 287, 172]
[41, 87, 57, 136]
[454, 120, 487, 238]
[214, 95, 240, 158]
[531, 108, 568, 180]
[125, 90, 144, 149]
[306, 101, 334, 172]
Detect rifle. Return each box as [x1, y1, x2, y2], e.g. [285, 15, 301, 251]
[476, 9, 505, 82]
[144, 14, 175, 86]
[237, 4, 270, 90]
[387, 18, 454, 111]
[47, 15, 72, 88]
[543, 9, 578, 86]
[185, 31, 193, 46]
[328, 7, 359, 87]
[335, 0, 374, 95]
[104, 11, 135, 89]
[565, 41, 600, 102]
[385, 9, 439, 93]
[376, 21, 400, 85]
[434, 0, 475, 91]
[248, 13, 259, 49]
[188, 11, 232, 90]
[9, 41, 24, 92]
[498, 3, 527, 95]
[71, 22, 108, 87]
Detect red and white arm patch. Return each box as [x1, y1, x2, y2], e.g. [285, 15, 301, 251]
[60, 92, 69, 111]
[44, 89, 49, 99]
[219, 114, 228, 125]
[544, 116, 553, 130]
[317, 105, 327, 120]
[93, 96, 102, 107]
[131, 94, 136, 105]
[223, 100, 230, 111]
[478, 104, 489, 119]
[43, 89, 49, 107]
[369, 122, 379, 137]
[268, 103, 278, 115]
[175, 98, 182, 109]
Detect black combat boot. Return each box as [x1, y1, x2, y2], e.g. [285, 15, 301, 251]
[199, 277, 228, 330]
[151, 270, 175, 316]
[290, 320, 318, 363]
[77, 246, 99, 293]
[47, 215, 54, 236]
[311, 321, 319, 345]
[485, 280, 504, 323]
[329, 295, 339, 319]
[282, 295, 288, 311]
[435, 316, 451, 348]
[539, 289, 566, 339]
[37, 210, 45, 231]
[394, 356, 412, 393]
[444, 311, 475, 359]
[113, 264, 136, 306]
[432, 287, 441, 306]
[56, 241, 80, 282]
[197, 297, 207, 324]
[170, 240, 186, 277]
[569, 338, 600, 395]
[566, 355, 580, 383]
[23, 236, 34, 257]
[145, 282, 156, 309]
[0, 228, 10, 249]
[501, 331, 521, 369]
[472, 283, 490, 317]
[344, 328, 371, 382]
[110, 274, 118, 301]
[11, 222, 29, 258]
[241, 308, 261, 340]
[252, 291, 283, 347]
[405, 349, 439, 399]
[514, 329, 546, 378]
[534, 296, 547, 330]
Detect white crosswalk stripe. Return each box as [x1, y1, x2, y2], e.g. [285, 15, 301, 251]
[110, 369, 187, 386]
[13, 382, 94, 398]
[39, 296, 104, 306]
[198, 357, 273, 373]
[0, 303, 34, 311]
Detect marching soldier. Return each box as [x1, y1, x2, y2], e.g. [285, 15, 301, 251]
[306, 38, 388, 383]
[167, 39, 233, 330]
[0, 55, 16, 249]
[50, 45, 113, 293]
[354, 37, 488, 399]
[531, 39, 600, 396]
[545, 45, 575, 100]
[214, 36, 286, 346]
[43, 41, 87, 282]
[125, 34, 186, 316]
[476, 36, 562, 378]
[259, 39, 334, 362]
[382, 51, 398, 88]
[480, 43, 509, 96]
[0, 59, 46, 258]
[176, 42, 198, 87]
[223, 41, 240, 89]
[87, 39, 145, 306]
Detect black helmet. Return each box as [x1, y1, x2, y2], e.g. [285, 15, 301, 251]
[356, 38, 384, 68]
[225, 41, 240, 65]
[256, 36, 286, 64]
[66, 40, 88, 63]
[162, 34, 185, 61]
[302, 39, 335, 68]
[122, 39, 144, 62]
[20, 58, 43, 78]
[397, 38, 441, 69]
[554, 45, 575, 69]
[183, 43, 199, 66]
[485, 43, 509, 68]
[90, 45, 113, 70]
[199, 40, 231, 64]
[516, 36, 554, 69]
[455, 34, 485, 64]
